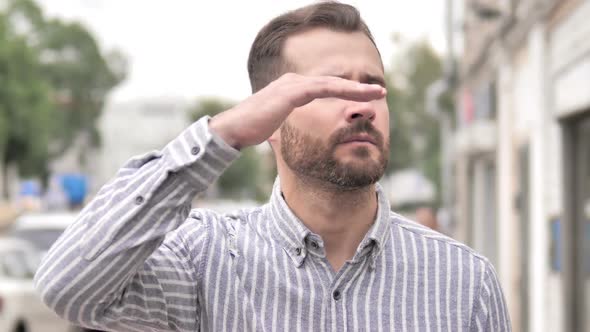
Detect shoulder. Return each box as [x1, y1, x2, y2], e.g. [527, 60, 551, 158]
[388, 211, 492, 270]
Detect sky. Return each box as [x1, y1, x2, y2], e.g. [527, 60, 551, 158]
[37, 0, 446, 104]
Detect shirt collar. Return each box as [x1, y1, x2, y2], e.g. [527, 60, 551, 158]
[266, 177, 391, 268]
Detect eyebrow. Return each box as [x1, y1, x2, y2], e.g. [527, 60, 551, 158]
[318, 70, 387, 87]
[360, 73, 387, 87]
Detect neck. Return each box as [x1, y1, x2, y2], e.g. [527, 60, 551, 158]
[279, 170, 379, 271]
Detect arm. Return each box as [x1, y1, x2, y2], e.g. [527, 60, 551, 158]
[470, 260, 512, 332]
[35, 117, 239, 331]
[35, 73, 386, 331]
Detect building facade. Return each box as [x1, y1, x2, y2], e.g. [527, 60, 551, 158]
[453, 0, 590, 330]
[95, 98, 191, 193]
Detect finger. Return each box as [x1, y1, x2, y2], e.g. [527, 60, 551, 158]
[309, 77, 386, 102]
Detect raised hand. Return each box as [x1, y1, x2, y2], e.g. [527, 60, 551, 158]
[208, 73, 386, 150]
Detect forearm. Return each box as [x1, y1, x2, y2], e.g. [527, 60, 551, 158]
[34, 117, 239, 329]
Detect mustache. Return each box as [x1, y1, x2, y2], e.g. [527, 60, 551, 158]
[330, 120, 384, 149]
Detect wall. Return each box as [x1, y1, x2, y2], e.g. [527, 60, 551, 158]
[95, 98, 190, 192]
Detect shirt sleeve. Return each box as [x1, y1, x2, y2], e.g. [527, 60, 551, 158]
[470, 260, 512, 332]
[34, 116, 240, 331]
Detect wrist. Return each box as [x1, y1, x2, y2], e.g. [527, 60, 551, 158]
[209, 115, 242, 150]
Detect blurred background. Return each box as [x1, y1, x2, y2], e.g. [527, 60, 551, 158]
[0, 0, 588, 331]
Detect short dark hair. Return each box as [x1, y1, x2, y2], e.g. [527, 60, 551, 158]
[247, 1, 379, 93]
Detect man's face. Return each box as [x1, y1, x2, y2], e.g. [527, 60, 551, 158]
[278, 28, 390, 189]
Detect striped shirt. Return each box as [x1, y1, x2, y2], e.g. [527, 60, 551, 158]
[35, 117, 511, 332]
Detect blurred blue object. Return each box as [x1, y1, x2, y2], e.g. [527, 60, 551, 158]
[550, 218, 561, 272]
[60, 174, 88, 206]
[19, 180, 41, 197]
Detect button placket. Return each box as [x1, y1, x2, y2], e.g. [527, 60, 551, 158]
[332, 289, 341, 301]
[329, 278, 348, 330]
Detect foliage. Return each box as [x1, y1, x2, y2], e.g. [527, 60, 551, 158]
[38, 18, 126, 154]
[0, 0, 126, 197]
[0, 12, 52, 185]
[385, 38, 454, 200]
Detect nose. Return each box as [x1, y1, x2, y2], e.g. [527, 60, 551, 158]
[344, 102, 376, 123]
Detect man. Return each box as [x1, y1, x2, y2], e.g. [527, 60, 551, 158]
[35, 2, 510, 331]
[415, 206, 439, 231]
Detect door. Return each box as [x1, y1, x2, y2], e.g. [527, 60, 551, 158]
[517, 145, 530, 332]
[575, 116, 590, 331]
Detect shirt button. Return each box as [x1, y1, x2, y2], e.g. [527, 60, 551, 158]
[191, 146, 201, 155]
[135, 196, 144, 205]
[295, 247, 302, 256]
[311, 242, 319, 249]
[332, 290, 341, 301]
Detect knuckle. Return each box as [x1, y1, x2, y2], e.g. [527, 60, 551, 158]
[318, 85, 331, 96]
[302, 87, 314, 101]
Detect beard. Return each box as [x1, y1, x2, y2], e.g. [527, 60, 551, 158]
[280, 119, 389, 189]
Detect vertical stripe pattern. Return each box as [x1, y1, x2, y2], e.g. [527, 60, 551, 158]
[35, 116, 511, 331]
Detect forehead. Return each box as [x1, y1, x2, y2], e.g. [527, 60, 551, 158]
[283, 28, 384, 76]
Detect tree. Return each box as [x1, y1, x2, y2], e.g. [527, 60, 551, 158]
[38, 18, 126, 157]
[190, 97, 270, 201]
[5, 0, 126, 156]
[0, 12, 52, 197]
[385, 38, 454, 202]
[0, 0, 126, 198]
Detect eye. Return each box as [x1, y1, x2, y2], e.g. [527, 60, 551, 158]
[367, 78, 386, 87]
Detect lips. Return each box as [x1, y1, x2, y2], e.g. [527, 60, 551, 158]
[340, 134, 377, 145]
[330, 120, 384, 149]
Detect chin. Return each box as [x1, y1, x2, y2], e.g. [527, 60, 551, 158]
[338, 154, 380, 166]
[327, 174, 382, 189]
